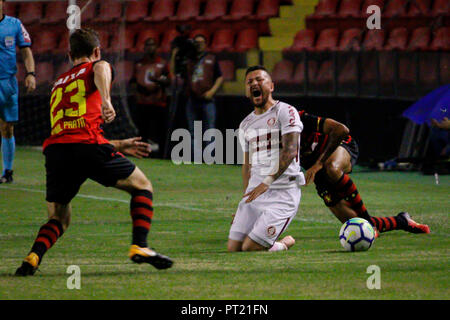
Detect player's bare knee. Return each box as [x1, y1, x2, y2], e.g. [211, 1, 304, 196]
[324, 161, 343, 182]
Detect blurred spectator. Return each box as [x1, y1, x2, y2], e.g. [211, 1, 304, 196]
[185, 34, 223, 159]
[130, 37, 170, 156]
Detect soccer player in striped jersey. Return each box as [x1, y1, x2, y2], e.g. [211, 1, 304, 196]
[300, 111, 430, 235]
[15, 29, 172, 276]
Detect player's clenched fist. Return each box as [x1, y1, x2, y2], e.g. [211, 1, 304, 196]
[101, 101, 116, 123]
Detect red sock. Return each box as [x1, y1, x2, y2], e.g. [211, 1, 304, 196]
[335, 174, 403, 232]
[30, 219, 64, 261]
[130, 190, 153, 247]
[335, 174, 372, 221]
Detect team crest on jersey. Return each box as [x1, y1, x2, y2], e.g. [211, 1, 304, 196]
[267, 226, 276, 237]
[4, 36, 14, 47]
[267, 117, 276, 127]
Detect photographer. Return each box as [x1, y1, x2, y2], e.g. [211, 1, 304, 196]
[130, 37, 170, 156]
[185, 34, 223, 159]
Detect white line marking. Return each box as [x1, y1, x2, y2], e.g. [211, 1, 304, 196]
[0, 185, 219, 213]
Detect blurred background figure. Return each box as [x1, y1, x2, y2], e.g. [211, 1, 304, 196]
[0, 0, 35, 183]
[130, 37, 170, 157]
[185, 34, 223, 161]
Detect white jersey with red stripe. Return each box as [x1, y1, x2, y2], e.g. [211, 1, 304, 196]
[239, 101, 305, 190]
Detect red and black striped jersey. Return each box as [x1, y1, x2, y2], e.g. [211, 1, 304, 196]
[43, 61, 112, 150]
[299, 110, 352, 169]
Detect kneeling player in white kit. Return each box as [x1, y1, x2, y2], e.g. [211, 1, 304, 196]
[228, 65, 304, 252]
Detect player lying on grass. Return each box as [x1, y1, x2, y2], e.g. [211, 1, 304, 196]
[299, 110, 430, 236]
[15, 28, 172, 276]
[227, 65, 301, 252]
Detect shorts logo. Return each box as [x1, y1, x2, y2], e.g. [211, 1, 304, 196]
[267, 117, 276, 127]
[4, 36, 14, 47]
[267, 226, 276, 237]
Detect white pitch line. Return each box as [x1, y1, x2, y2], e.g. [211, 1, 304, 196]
[0, 185, 223, 213]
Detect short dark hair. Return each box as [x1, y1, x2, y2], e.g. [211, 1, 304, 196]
[69, 28, 100, 60]
[245, 65, 269, 76]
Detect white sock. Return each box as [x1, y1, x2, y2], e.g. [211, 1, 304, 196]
[269, 241, 288, 252]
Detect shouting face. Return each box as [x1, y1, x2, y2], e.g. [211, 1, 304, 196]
[245, 69, 274, 108]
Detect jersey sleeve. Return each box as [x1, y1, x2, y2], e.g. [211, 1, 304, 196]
[279, 105, 303, 136]
[238, 124, 249, 153]
[16, 20, 32, 48]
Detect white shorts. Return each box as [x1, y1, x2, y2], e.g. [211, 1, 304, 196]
[228, 187, 301, 248]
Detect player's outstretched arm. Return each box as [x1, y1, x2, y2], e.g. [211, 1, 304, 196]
[94, 61, 115, 123]
[244, 132, 300, 203]
[110, 137, 151, 159]
[305, 118, 350, 185]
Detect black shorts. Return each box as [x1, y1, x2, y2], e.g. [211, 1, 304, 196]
[314, 139, 359, 207]
[340, 138, 359, 168]
[44, 143, 136, 204]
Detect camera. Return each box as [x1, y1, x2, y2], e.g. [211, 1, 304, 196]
[171, 25, 197, 78]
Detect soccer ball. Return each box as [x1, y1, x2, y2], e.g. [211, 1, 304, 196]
[339, 218, 375, 252]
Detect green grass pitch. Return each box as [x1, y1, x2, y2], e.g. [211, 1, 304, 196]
[0, 147, 448, 299]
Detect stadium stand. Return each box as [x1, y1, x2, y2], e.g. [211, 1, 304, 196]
[337, 0, 363, 17]
[18, 2, 43, 25]
[170, 0, 201, 22]
[234, 28, 259, 52]
[272, 59, 295, 84]
[223, 0, 255, 21]
[35, 61, 54, 88]
[218, 60, 236, 81]
[159, 28, 180, 53]
[32, 30, 60, 55]
[253, 0, 281, 20]
[383, 0, 408, 18]
[292, 59, 318, 86]
[94, 0, 123, 23]
[125, 0, 150, 22]
[362, 29, 386, 50]
[383, 27, 409, 50]
[311, 0, 340, 17]
[407, 0, 431, 17]
[145, 0, 175, 22]
[283, 29, 316, 52]
[197, 0, 228, 21]
[131, 29, 161, 53]
[78, 0, 97, 22]
[337, 28, 363, 50]
[41, 1, 67, 24]
[314, 28, 340, 51]
[407, 27, 431, 51]
[210, 29, 236, 53]
[429, 27, 450, 51]
[431, 0, 450, 16]
[3, 1, 16, 16]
